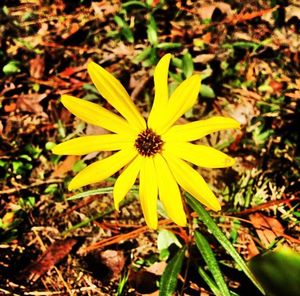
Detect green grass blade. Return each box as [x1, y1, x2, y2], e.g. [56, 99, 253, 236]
[62, 195, 137, 235]
[67, 187, 114, 200]
[186, 193, 265, 295]
[67, 186, 138, 200]
[159, 246, 186, 296]
[198, 266, 222, 296]
[195, 231, 230, 296]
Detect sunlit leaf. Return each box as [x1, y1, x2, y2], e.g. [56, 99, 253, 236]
[249, 248, 300, 296]
[182, 52, 194, 78]
[147, 15, 158, 45]
[195, 231, 230, 296]
[200, 84, 215, 98]
[159, 247, 186, 296]
[186, 193, 265, 295]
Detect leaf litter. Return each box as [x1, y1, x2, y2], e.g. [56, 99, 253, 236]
[0, 0, 299, 295]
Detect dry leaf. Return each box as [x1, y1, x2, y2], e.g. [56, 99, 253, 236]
[16, 93, 47, 115]
[22, 238, 77, 282]
[198, 2, 232, 20]
[129, 269, 159, 295]
[51, 155, 80, 178]
[99, 250, 125, 280]
[249, 213, 285, 248]
[29, 55, 45, 79]
[145, 261, 167, 276]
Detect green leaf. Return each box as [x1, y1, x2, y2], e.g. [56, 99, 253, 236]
[116, 271, 129, 296]
[147, 15, 158, 45]
[45, 142, 56, 150]
[195, 231, 230, 296]
[156, 42, 182, 49]
[114, 15, 134, 43]
[3, 60, 21, 75]
[44, 184, 58, 194]
[182, 52, 194, 78]
[114, 15, 125, 27]
[158, 229, 182, 254]
[198, 266, 222, 296]
[186, 193, 265, 295]
[121, 27, 134, 43]
[67, 186, 138, 201]
[159, 247, 186, 296]
[249, 248, 300, 296]
[200, 84, 215, 98]
[72, 160, 87, 173]
[3, 6, 9, 15]
[134, 47, 152, 63]
[122, 1, 148, 9]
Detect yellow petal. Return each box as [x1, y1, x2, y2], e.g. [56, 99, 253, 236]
[156, 74, 201, 134]
[139, 157, 158, 229]
[163, 151, 221, 211]
[148, 54, 171, 130]
[113, 155, 142, 210]
[87, 61, 146, 131]
[68, 147, 137, 190]
[61, 95, 136, 135]
[164, 142, 235, 168]
[154, 154, 186, 226]
[163, 116, 240, 142]
[52, 134, 134, 155]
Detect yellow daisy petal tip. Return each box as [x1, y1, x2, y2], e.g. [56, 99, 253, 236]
[210, 202, 221, 212]
[225, 156, 236, 167]
[51, 145, 58, 154]
[146, 221, 158, 230]
[113, 198, 120, 211]
[68, 179, 79, 191]
[233, 119, 241, 129]
[176, 217, 187, 227]
[51, 143, 67, 155]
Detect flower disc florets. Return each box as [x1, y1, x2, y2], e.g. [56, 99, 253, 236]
[135, 129, 164, 157]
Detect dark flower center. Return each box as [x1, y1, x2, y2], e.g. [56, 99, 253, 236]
[135, 129, 164, 157]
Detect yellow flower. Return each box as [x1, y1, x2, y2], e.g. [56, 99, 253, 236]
[52, 54, 240, 229]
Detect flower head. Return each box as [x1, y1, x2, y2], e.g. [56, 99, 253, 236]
[52, 54, 240, 229]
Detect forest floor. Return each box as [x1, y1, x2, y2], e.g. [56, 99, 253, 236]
[0, 0, 300, 295]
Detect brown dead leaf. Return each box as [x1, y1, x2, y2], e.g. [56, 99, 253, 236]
[16, 93, 47, 115]
[129, 269, 159, 295]
[241, 232, 260, 260]
[229, 6, 278, 25]
[51, 155, 80, 178]
[145, 261, 167, 276]
[202, 32, 212, 44]
[92, 1, 119, 21]
[61, 22, 80, 40]
[194, 54, 215, 64]
[249, 213, 285, 248]
[22, 238, 77, 282]
[198, 2, 233, 20]
[29, 55, 45, 79]
[99, 250, 125, 280]
[86, 123, 109, 135]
